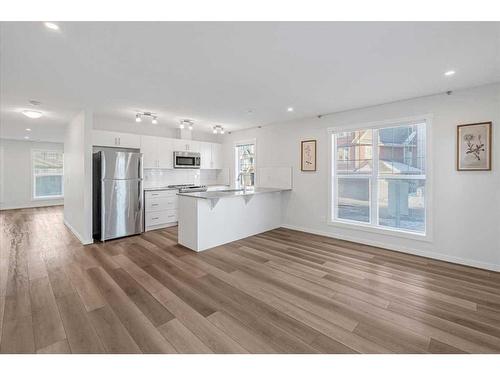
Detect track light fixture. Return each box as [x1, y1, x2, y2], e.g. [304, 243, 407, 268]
[180, 119, 194, 130]
[212, 125, 225, 134]
[136, 112, 158, 124]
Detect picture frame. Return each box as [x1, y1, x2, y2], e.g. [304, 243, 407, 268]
[301, 140, 316, 171]
[457, 122, 492, 171]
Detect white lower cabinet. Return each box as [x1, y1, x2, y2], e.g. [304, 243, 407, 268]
[144, 190, 178, 231]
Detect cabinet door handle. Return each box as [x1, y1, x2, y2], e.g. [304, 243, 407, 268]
[168, 215, 175, 218]
[151, 217, 159, 220]
[151, 203, 159, 207]
[118, 137, 121, 146]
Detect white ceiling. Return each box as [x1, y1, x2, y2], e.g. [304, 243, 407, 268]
[1, 22, 499, 142]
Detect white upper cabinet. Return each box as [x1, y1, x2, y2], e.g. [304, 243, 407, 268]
[141, 136, 174, 169]
[92, 130, 141, 149]
[117, 132, 142, 149]
[92, 130, 116, 147]
[157, 137, 174, 169]
[173, 139, 192, 152]
[94, 130, 223, 170]
[200, 142, 212, 169]
[189, 140, 200, 153]
[211, 143, 223, 169]
[140, 135, 159, 169]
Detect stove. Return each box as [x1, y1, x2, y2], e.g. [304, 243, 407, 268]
[167, 184, 196, 188]
[168, 184, 208, 193]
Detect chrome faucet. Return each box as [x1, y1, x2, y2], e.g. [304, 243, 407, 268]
[237, 171, 248, 192]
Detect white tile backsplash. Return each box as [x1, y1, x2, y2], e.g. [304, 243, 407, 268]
[143, 168, 228, 188]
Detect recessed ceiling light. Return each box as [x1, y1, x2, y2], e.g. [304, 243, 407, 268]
[44, 22, 59, 31]
[26, 128, 31, 132]
[24, 136, 30, 140]
[22, 110, 43, 119]
[287, 107, 294, 112]
[135, 114, 142, 123]
[152, 117, 158, 125]
[444, 70, 456, 76]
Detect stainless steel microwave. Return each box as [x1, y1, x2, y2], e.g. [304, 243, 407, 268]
[173, 151, 201, 169]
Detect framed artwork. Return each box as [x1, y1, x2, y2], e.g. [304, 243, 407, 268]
[301, 140, 316, 171]
[457, 122, 492, 171]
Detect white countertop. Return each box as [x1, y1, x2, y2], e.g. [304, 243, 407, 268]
[177, 187, 291, 200]
[144, 184, 230, 192]
[143, 186, 178, 191]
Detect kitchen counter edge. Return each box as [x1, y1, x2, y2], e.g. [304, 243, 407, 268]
[177, 187, 291, 200]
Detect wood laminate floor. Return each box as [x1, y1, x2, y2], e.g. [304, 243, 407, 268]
[1, 206, 500, 353]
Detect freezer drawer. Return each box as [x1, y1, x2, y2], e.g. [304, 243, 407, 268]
[102, 179, 143, 240]
[145, 209, 178, 227]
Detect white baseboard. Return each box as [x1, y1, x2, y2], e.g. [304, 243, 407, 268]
[63, 219, 93, 245]
[280, 224, 500, 272]
[0, 200, 63, 211]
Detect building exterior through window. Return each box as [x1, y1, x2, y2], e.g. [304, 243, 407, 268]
[332, 121, 427, 234]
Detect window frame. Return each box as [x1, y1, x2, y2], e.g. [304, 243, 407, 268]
[328, 115, 433, 242]
[234, 139, 257, 187]
[31, 148, 64, 201]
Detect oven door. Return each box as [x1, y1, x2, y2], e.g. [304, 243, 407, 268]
[174, 155, 197, 168]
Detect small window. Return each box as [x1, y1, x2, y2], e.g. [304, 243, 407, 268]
[32, 150, 64, 199]
[235, 143, 256, 187]
[331, 121, 427, 235]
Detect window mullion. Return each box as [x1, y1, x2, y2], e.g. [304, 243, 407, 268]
[371, 129, 379, 225]
[332, 134, 338, 221]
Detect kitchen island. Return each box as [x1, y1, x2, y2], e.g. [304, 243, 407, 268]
[177, 187, 291, 251]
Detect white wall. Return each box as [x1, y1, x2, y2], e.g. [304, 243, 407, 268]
[222, 83, 500, 271]
[64, 110, 93, 244]
[0, 139, 64, 210]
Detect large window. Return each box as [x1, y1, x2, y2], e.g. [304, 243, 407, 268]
[32, 150, 64, 199]
[235, 142, 256, 187]
[331, 121, 427, 235]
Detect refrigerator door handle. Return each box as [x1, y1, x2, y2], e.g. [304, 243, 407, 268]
[138, 180, 142, 211]
[100, 151, 106, 242]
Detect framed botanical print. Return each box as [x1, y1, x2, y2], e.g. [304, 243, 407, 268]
[457, 122, 492, 171]
[301, 140, 316, 171]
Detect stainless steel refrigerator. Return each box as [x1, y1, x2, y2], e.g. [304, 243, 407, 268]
[92, 148, 144, 241]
